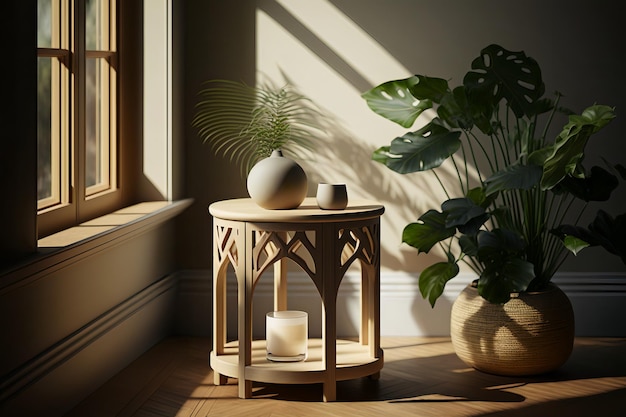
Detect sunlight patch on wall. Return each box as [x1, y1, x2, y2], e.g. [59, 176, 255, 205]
[255, 0, 478, 272]
[143, 0, 171, 199]
[257, 0, 411, 147]
[274, 0, 409, 86]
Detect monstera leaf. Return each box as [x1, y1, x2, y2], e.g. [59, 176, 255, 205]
[463, 44, 545, 118]
[441, 198, 489, 235]
[557, 211, 626, 263]
[587, 211, 626, 262]
[555, 165, 618, 202]
[484, 163, 543, 196]
[562, 235, 591, 256]
[478, 258, 536, 304]
[477, 229, 527, 261]
[409, 75, 450, 103]
[402, 209, 456, 254]
[541, 105, 616, 190]
[372, 121, 461, 174]
[476, 229, 536, 303]
[437, 86, 483, 131]
[361, 76, 431, 128]
[419, 252, 460, 307]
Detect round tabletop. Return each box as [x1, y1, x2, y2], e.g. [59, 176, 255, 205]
[209, 197, 384, 223]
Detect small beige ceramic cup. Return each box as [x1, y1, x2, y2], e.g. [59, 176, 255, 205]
[316, 183, 348, 210]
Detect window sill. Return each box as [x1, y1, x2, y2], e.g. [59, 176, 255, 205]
[1, 199, 193, 291]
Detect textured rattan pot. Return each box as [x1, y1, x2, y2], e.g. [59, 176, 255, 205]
[450, 282, 575, 376]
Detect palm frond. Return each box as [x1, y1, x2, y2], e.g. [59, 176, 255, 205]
[192, 79, 324, 177]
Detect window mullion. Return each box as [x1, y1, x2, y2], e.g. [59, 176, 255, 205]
[60, 0, 71, 209]
[73, 0, 86, 214]
[85, 0, 116, 198]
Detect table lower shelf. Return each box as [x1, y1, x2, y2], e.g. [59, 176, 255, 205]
[210, 338, 384, 385]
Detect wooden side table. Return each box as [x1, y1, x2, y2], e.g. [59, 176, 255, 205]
[209, 197, 384, 402]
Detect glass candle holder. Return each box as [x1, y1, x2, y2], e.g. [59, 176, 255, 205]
[266, 310, 308, 362]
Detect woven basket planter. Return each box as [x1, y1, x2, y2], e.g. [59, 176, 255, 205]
[450, 283, 575, 376]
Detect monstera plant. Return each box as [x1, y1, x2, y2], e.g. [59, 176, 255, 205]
[363, 44, 626, 306]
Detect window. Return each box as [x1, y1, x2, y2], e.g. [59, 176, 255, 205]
[37, 0, 119, 237]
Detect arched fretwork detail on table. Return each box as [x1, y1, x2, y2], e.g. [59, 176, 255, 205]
[336, 221, 380, 293]
[214, 223, 241, 275]
[250, 229, 320, 288]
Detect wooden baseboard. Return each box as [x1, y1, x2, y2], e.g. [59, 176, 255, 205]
[0, 275, 177, 417]
[175, 269, 626, 338]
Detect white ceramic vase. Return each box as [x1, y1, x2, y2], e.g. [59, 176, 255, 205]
[246, 149, 308, 209]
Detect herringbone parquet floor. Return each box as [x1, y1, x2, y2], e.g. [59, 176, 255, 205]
[65, 337, 626, 417]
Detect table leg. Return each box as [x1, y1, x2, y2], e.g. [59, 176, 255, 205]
[212, 222, 230, 386]
[213, 265, 228, 385]
[322, 293, 337, 402]
[237, 272, 253, 399]
[362, 263, 380, 358]
[368, 371, 381, 380]
[274, 256, 288, 311]
[321, 224, 338, 402]
[360, 265, 369, 346]
[235, 224, 254, 399]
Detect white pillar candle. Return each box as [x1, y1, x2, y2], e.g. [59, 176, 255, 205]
[266, 310, 308, 362]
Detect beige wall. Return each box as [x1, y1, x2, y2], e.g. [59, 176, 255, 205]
[182, 0, 626, 275]
[177, 0, 257, 269]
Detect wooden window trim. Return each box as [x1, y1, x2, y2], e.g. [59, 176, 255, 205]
[38, 0, 123, 239]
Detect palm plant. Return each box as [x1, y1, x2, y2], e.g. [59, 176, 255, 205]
[362, 44, 626, 306]
[192, 79, 322, 178]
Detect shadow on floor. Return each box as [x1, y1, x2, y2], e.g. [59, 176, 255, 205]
[252, 338, 626, 405]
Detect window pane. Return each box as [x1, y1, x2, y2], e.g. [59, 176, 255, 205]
[86, 57, 103, 189]
[38, 57, 53, 200]
[86, 0, 104, 50]
[37, 0, 52, 48]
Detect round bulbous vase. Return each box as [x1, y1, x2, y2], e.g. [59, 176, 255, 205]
[450, 282, 575, 376]
[246, 149, 308, 210]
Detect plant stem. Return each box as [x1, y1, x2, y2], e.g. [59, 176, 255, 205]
[451, 155, 466, 196]
[432, 170, 451, 200]
[467, 130, 494, 175]
[463, 130, 484, 185]
[540, 93, 562, 147]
